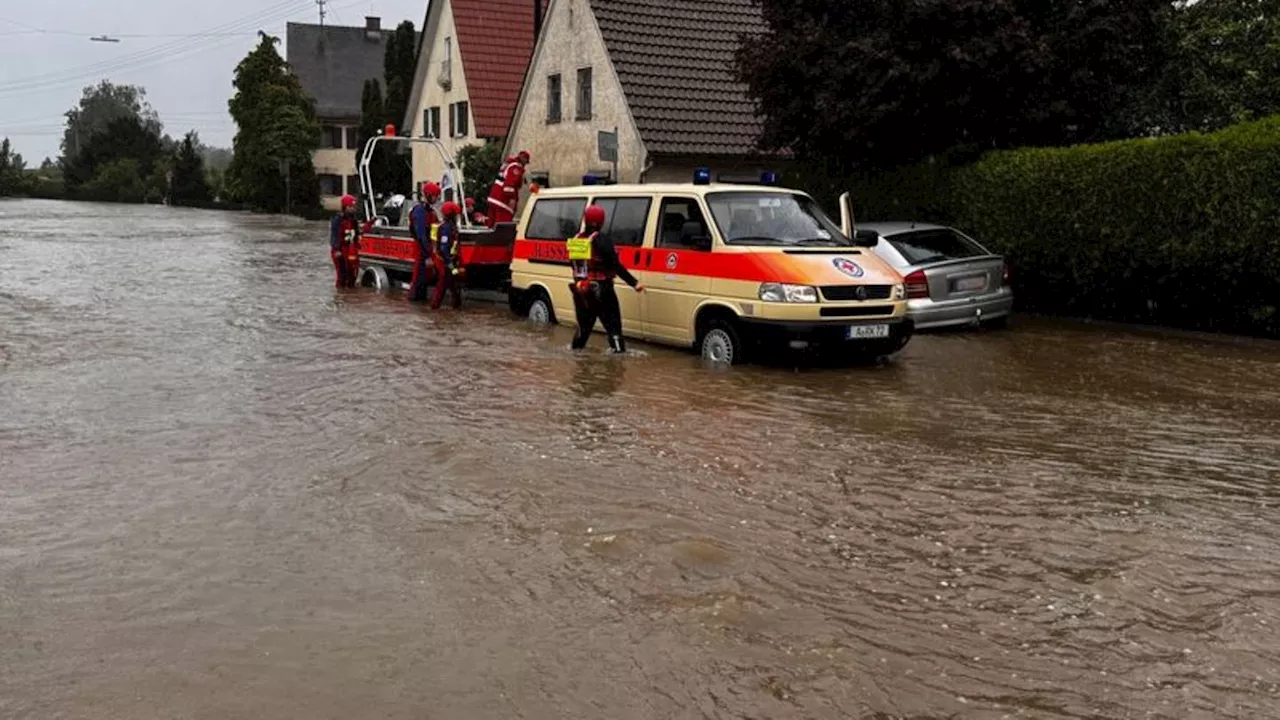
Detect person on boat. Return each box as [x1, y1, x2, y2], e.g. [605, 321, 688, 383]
[465, 197, 486, 226]
[484, 150, 529, 227]
[568, 204, 644, 353]
[430, 201, 464, 310]
[330, 194, 361, 288]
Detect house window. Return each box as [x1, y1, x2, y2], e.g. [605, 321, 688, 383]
[576, 67, 593, 121]
[424, 106, 441, 138]
[321, 126, 344, 149]
[344, 127, 358, 150]
[345, 174, 359, 196]
[449, 101, 469, 138]
[318, 174, 343, 197]
[547, 74, 562, 123]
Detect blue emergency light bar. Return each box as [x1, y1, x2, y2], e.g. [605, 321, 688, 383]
[693, 167, 712, 185]
[711, 170, 782, 186]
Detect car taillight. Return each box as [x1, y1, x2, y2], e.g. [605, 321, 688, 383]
[1002, 260, 1011, 287]
[904, 270, 929, 299]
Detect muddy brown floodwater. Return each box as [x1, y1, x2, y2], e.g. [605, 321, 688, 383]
[3, 200, 1280, 719]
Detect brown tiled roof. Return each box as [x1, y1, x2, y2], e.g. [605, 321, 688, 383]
[453, 0, 548, 138]
[587, 0, 768, 157]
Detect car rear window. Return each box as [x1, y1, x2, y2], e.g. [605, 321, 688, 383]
[887, 229, 987, 265]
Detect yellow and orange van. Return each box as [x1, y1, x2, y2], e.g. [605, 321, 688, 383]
[508, 179, 912, 364]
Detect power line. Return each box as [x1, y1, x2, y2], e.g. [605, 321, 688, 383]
[0, 0, 309, 94]
[0, 28, 264, 38]
[0, 0, 373, 98]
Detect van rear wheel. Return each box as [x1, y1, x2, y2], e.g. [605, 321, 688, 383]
[699, 319, 745, 366]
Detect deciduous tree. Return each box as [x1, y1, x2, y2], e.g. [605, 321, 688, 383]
[60, 81, 161, 163]
[736, 0, 1171, 172]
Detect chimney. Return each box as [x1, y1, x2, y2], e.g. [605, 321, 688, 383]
[533, 0, 543, 42]
[365, 16, 381, 40]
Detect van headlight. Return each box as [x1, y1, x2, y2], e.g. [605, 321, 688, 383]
[759, 283, 818, 303]
[893, 283, 906, 300]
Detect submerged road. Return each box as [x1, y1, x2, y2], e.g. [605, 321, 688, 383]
[3, 199, 1280, 719]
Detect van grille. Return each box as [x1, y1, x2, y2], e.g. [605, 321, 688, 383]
[820, 284, 893, 302]
[819, 305, 895, 318]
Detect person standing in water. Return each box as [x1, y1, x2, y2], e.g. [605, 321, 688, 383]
[567, 204, 644, 353]
[407, 183, 441, 302]
[330, 194, 361, 288]
[430, 201, 464, 310]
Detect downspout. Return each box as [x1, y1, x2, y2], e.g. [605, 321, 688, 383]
[638, 152, 654, 185]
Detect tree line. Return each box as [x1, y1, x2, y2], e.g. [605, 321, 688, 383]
[0, 80, 231, 205]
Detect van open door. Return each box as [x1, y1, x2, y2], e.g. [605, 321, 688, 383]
[838, 191, 854, 238]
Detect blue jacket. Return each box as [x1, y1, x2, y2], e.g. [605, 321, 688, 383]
[329, 215, 353, 251]
[409, 203, 431, 252]
[438, 220, 458, 266]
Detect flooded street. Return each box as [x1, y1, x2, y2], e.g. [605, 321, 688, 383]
[4, 199, 1280, 719]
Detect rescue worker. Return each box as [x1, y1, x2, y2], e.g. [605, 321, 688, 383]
[484, 150, 530, 227]
[464, 197, 486, 226]
[330, 194, 361, 288]
[407, 184, 442, 303]
[568, 204, 644, 353]
[430, 201, 464, 310]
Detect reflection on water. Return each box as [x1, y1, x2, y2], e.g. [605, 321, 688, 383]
[2, 199, 1280, 719]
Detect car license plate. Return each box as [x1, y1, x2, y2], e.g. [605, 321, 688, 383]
[952, 275, 988, 292]
[847, 324, 890, 340]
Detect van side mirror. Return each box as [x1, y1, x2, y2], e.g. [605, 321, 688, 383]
[692, 234, 713, 252]
[853, 230, 880, 248]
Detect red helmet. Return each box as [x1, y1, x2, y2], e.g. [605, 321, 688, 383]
[422, 182, 441, 199]
[441, 201, 462, 218]
[583, 204, 606, 228]
[464, 197, 475, 209]
[517, 150, 531, 164]
[340, 194, 357, 209]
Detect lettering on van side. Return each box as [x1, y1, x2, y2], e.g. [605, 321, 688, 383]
[525, 240, 571, 265]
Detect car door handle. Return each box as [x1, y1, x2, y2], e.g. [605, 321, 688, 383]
[633, 250, 641, 265]
[645, 251, 652, 267]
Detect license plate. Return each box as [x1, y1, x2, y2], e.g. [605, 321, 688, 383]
[952, 275, 987, 292]
[847, 324, 890, 340]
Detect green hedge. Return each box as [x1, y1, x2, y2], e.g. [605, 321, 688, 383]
[847, 118, 1280, 338]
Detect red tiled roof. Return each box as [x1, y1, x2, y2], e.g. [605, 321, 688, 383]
[452, 0, 547, 138]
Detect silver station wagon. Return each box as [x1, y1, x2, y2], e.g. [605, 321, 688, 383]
[857, 222, 1013, 330]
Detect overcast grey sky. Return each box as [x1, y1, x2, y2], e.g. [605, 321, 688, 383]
[0, 0, 426, 162]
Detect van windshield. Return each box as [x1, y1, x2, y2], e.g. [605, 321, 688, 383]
[707, 192, 851, 247]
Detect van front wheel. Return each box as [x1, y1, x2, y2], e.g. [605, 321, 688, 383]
[699, 319, 745, 366]
[526, 289, 555, 325]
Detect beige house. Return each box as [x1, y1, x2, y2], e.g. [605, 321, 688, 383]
[403, 0, 544, 194]
[287, 17, 414, 210]
[505, 0, 784, 193]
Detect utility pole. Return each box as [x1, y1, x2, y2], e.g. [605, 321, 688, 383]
[317, 0, 327, 26]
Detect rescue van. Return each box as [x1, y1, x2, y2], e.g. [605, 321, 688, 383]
[508, 174, 913, 364]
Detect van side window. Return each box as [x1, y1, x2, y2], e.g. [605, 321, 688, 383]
[596, 197, 651, 247]
[657, 198, 710, 249]
[525, 198, 587, 240]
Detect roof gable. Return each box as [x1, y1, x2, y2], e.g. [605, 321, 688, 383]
[586, 0, 767, 156]
[287, 22, 412, 121]
[451, 0, 547, 138]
